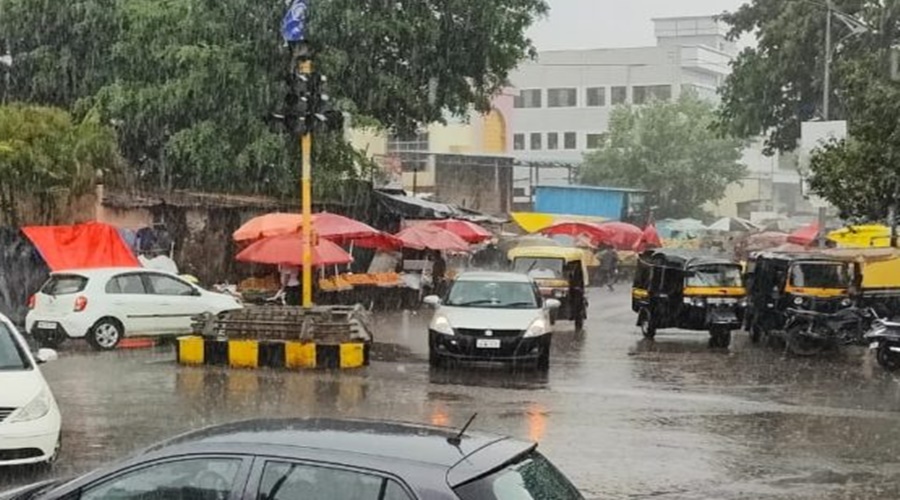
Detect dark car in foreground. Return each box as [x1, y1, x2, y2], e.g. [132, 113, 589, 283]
[2, 417, 583, 500]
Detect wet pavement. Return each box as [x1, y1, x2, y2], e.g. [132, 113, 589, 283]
[5, 288, 900, 498]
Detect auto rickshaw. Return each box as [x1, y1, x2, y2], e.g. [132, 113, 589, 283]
[632, 250, 746, 348]
[508, 246, 588, 331]
[744, 252, 853, 343]
[824, 248, 900, 316]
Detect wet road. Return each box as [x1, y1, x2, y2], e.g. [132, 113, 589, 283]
[6, 288, 900, 498]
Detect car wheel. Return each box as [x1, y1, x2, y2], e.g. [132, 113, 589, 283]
[536, 339, 551, 371]
[88, 318, 123, 351]
[639, 308, 656, 339]
[428, 348, 444, 368]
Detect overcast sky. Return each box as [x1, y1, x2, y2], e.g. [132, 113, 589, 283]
[527, 0, 751, 51]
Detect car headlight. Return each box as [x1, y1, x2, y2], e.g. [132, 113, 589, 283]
[840, 298, 852, 307]
[793, 296, 804, 306]
[524, 318, 549, 338]
[10, 388, 52, 423]
[430, 316, 454, 336]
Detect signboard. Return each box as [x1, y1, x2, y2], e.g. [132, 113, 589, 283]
[799, 121, 847, 209]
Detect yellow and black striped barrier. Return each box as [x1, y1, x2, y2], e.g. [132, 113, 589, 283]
[176, 336, 369, 370]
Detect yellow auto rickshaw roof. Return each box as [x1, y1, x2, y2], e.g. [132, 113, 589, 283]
[507, 246, 586, 262]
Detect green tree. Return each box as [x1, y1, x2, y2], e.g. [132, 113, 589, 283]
[718, 1, 900, 220]
[0, 104, 120, 224]
[580, 94, 746, 219]
[0, 0, 547, 196]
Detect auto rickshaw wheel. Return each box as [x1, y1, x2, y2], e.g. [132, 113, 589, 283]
[638, 308, 655, 339]
[876, 343, 900, 372]
[785, 324, 826, 357]
[709, 328, 732, 349]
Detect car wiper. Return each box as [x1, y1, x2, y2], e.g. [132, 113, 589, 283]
[452, 299, 496, 306]
[502, 302, 537, 308]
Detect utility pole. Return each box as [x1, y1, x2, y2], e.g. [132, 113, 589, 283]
[824, 0, 833, 121]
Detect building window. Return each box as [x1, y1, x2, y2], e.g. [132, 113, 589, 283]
[513, 133, 525, 151]
[564, 132, 577, 150]
[611, 86, 627, 105]
[514, 89, 542, 108]
[547, 88, 577, 108]
[633, 85, 672, 104]
[586, 133, 608, 149]
[547, 132, 559, 150]
[387, 132, 429, 171]
[530, 133, 542, 150]
[586, 87, 606, 107]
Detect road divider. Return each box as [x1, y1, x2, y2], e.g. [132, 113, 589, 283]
[176, 336, 370, 369]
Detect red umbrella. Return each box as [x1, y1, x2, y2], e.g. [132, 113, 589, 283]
[540, 222, 608, 243]
[428, 219, 492, 243]
[395, 225, 470, 251]
[597, 222, 645, 250]
[788, 223, 821, 246]
[235, 234, 353, 267]
[351, 232, 404, 251]
[635, 224, 662, 251]
[233, 212, 381, 243]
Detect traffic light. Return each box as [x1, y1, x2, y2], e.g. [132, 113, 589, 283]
[281, 71, 344, 136]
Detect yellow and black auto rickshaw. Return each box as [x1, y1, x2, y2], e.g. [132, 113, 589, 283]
[823, 248, 900, 316]
[744, 252, 854, 344]
[632, 250, 746, 348]
[508, 246, 588, 331]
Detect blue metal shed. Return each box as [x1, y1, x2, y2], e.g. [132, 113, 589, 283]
[533, 185, 647, 220]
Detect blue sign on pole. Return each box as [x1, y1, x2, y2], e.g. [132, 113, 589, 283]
[281, 0, 308, 43]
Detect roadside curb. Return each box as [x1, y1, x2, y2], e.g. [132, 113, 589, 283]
[118, 337, 158, 349]
[175, 336, 370, 369]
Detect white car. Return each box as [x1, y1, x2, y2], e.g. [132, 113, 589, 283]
[26, 268, 243, 351]
[425, 271, 560, 370]
[0, 314, 61, 467]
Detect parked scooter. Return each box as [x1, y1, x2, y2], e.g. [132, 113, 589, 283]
[865, 315, 900, 372]
[782, 307, 874, 356]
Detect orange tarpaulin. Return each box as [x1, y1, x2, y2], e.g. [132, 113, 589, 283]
[22, 222, 140, 272]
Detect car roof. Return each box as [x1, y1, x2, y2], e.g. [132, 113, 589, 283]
[454, 271, 532, 283]
[145, 418, 529, 473]
[49, 267, 169, 278]
[507, 246, 585, 261]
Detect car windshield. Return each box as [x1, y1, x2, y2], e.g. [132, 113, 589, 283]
[444, 280, 539, 308]
[790, 262, 850, 288]
[685, 265, 743, 287]
[513, 258, 565, 280]
[0, 323, 31, 371]
[454, 451, 584, 500]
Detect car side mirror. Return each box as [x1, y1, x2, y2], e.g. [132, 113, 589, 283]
[36, 348, 58, 364]
[423, 295, 441, 307]
[545, 298, 562, 310]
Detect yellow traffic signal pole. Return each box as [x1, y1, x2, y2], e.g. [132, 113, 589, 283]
[299, 59, 314, 308]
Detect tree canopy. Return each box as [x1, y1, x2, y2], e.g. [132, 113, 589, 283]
[718, 0, 900, 220]
[0, 0, 547, 196]
[0, 104, 120, 225]
[580, 94, 746, 220]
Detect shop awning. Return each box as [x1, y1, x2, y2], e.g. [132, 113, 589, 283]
[22, 222, 140, 271]
[374, 191, 506, 224]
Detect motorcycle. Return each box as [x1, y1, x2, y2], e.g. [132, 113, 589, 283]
[782, 307, 874, 356]
[865, 316, 900, 372]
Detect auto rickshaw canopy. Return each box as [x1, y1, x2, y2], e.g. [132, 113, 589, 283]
[508, 246, 587, 263]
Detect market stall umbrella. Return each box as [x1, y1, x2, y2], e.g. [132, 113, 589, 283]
[787, 223, 821, 246]
[498, 235, 561, 253]
[235, 234, 353, 267]
[540, 222, 608, 244]
[596, 221, 645, 250]
[635, 224, 662, 251]
[428, 219, 492, 244]
[395, 225, 469, 252]
[350, 232, 404, 251]
[233, 212, 381, 243]
[707, 217, 761, 233]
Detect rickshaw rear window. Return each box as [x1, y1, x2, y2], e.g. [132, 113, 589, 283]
[790, 262, 849, 288]
[513, 258, 564, 280]
[685, 265, 743, 287]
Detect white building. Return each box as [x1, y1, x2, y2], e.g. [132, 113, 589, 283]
[509, 16, 808, 218]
